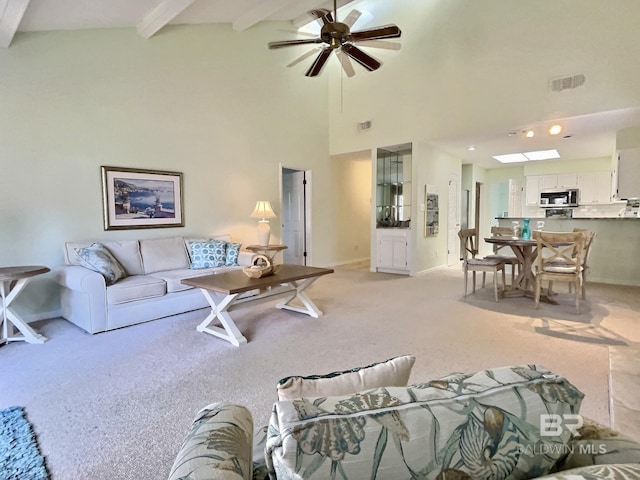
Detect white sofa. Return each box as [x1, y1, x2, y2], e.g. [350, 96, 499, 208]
[55, 235, 252, 334]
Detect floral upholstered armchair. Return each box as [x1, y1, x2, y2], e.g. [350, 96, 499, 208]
[168, 363, 640, 480]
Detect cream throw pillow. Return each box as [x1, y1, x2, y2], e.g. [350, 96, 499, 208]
[276, 355, 415, 401]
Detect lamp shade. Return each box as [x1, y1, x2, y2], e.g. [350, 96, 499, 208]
[250, 201, 276, 220]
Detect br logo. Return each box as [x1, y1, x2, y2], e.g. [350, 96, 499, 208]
[540, 414, 583, 436]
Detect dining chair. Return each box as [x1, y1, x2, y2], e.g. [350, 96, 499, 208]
[532, 231, 586, 314]
[547, 228, 596, 300]
[485, 226, 520, 286]
[458, 228, 506, 302]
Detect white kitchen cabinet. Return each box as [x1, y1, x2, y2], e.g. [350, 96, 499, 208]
[557, 174, 579, 189]
[578, 172, 612, 204]
[525, 176, 541, 206]
[617, 148, 640, 199]
[540, 174, 578, 190]
[376, 228, 409, 274]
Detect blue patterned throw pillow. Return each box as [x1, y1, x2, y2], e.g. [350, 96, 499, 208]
[187, 240, 226, 269]
[74, 243, 127, 285]
[225, 242, 242, 266]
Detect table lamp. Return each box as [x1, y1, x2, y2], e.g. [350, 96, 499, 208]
[250, 201, 276, 246]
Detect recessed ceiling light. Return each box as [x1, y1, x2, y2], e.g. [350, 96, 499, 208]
[523, 149, 560, 161]
[523, 129, 535, 138]
[549, 125, 562, 135]
[493, 149, 560, 163]
[468, 145, 476, 151]
[493, 153, 528, 163]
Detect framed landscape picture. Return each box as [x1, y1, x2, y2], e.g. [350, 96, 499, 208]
[101, 166, 184, 230]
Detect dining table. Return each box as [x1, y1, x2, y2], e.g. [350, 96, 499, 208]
[484, 236, 557, 304]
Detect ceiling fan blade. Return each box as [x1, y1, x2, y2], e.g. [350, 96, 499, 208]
[350, 24, 402, 42]
[342, 9, 362, 28]
[341, 43, 381, 72]
[287, 48, 321, 67]
[305, 48, 333, 77]
[354, 40, 402, 51]
[268, 38, 322, 49]
[308, 8, 333, 25]
[335, 50, 356, 77]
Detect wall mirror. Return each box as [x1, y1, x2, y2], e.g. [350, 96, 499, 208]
[376, 144, 412, 228]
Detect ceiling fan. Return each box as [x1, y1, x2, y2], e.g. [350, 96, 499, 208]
[268, 1, 401, 77]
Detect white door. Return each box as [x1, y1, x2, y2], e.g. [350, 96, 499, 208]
[508, 179, 522, 217]
[281, 169, 306, 265]
[447, 174, 460, 266]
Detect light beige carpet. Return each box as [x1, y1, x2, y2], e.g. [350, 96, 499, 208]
[1, 265, 638, 479]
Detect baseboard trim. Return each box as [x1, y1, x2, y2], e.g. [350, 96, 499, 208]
[328, 257, 370, 268]
[413, 265, 451, 277]
[24, 309, 63, 324]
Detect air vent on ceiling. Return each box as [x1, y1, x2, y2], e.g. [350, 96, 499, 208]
[550, 74, 585, 92]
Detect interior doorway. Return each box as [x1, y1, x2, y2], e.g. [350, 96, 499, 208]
[281, 167, 311, 265]
[447, 174, 460, 266]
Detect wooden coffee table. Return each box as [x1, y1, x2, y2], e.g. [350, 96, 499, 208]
[181, 264, 334, 346]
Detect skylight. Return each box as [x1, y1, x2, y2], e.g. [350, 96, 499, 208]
[493, 149, 560, 163]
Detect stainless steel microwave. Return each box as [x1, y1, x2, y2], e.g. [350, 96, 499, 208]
[539, 189, 579, 207]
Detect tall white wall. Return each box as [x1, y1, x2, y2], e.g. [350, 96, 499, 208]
[328, 0, 640, 157]
[0, 25, 331, 319]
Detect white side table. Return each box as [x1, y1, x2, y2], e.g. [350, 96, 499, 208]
[0, 265, 50, 345]
[245, 244, 288, 264]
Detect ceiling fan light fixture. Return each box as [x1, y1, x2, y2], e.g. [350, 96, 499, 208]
[268, 2, 401, 77]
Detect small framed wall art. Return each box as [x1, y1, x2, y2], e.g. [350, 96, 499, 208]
[101, 166, 184, 230]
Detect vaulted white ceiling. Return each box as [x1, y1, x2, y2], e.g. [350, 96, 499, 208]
[3, 0, 639, 168]
[0, 0, 357, 47]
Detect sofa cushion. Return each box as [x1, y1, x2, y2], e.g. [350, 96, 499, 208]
[65, 240, 143, 275]
[186, 239, 227, 269]
[140, 237, 190, 274]
[106, 275, 166, 305]
[74, 243, 127, 286]
[276, 355, 416, 401]
[102, 241, 144, 275]
[150, 266, 241, 293]
[266, 365, 584, 480]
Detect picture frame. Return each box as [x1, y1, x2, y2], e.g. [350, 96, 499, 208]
[101, 166, 184, 230]
[424, 184, 439, 237]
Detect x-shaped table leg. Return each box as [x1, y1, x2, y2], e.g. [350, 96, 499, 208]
[1, 279, 47, 345]
[196, 291, 247, 347]
[275, 277, 323, 318]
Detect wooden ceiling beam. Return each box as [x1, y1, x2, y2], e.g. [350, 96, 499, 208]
[0, 0, 30, 48]
[233, 0, 302, 32]
[137, 0, 197, 39]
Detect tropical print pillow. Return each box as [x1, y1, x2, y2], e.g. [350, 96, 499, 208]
[74, 243, 127, 285]
[265, 365, 585, 480]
